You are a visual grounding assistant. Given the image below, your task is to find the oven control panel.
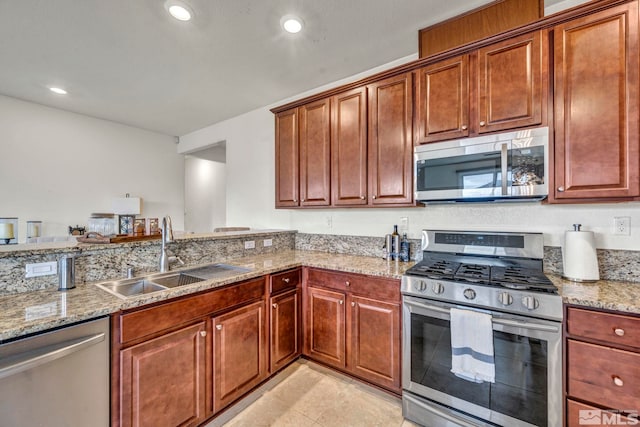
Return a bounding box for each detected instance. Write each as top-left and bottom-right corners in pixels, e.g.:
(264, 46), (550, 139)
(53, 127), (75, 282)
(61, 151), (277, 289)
(402, 275), (562, 321)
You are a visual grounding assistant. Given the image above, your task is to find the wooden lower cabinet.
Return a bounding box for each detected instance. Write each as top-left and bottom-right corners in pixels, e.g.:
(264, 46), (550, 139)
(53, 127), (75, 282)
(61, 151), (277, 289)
(212, 300), (267, 412)
(304, 268), (401, 394)
(120, 322), (207, 427)
(565, 305), (640, 426)
(349, 295), (400, 392)
(270, 288), (301, 372)
(306, 286), (346, 369)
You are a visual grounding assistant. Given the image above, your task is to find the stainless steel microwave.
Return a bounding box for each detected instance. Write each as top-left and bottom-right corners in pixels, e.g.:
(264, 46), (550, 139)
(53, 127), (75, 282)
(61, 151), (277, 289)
(414, 127), (549, 203)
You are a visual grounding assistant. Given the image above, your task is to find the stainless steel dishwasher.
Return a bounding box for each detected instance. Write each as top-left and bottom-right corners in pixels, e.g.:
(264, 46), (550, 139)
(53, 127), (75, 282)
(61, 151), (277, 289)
(0, 317), (110, 427)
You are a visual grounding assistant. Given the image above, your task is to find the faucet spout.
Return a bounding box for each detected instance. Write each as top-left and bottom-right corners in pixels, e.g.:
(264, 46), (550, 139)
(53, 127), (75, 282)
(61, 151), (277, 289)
(159, 215), (174, 272)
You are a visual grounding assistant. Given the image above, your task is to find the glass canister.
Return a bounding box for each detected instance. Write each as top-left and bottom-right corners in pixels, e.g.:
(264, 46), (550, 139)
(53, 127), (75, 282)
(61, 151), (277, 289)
(27, 221), (42, 238)
(88, 213), (116, 236)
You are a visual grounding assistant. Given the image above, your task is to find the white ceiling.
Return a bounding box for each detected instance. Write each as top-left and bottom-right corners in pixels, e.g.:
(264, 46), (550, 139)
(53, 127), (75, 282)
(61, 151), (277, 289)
(0, 0), (565, 137)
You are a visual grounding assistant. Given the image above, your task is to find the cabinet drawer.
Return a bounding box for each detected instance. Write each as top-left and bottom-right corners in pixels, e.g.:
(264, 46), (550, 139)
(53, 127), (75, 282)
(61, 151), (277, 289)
(270, 268), (301, 294)
(306, 268), (399, 302)
(567, 340), (640, 409)
(567, 307), (640, 350)
(120, 277), (265, 345)
(567, 400), (636, 427)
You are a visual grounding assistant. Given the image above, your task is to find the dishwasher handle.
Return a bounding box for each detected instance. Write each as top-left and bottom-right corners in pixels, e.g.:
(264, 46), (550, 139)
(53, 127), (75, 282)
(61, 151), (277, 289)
(0, 332), (105, 380)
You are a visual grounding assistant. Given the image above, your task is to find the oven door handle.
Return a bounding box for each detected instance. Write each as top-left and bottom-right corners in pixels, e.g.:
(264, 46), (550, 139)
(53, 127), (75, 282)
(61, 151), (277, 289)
(404, 299), (559, 333)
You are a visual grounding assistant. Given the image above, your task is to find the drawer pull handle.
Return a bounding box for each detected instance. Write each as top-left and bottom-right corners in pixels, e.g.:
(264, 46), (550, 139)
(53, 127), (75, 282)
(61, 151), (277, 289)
(282, 278), (290, 283)
(345, 281), (351, 286)
(200, 331), (207, 337)
(216, 325), (222, 331)
(613, 376), (624, 387)
(614, 328), (625, 337)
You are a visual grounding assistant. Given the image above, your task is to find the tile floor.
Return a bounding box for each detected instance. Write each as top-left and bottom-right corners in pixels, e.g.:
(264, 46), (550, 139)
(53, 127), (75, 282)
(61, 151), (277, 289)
(206, 360), (420, 427)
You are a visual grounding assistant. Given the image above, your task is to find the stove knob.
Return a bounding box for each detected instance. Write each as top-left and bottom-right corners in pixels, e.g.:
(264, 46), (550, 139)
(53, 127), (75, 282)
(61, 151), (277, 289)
(498, 292), (513, 306)
(415, 280), (427, 292)
(463, 288), (476, 300)
(522, 295), (540, 310)
(432, 282), (445, 294)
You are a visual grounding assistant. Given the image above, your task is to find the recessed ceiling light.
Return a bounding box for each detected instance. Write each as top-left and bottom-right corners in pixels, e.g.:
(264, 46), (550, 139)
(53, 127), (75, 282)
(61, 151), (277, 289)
(281, 15), (303, 34)
(165, 1), (193, 21)
(49, 87), (68, 95)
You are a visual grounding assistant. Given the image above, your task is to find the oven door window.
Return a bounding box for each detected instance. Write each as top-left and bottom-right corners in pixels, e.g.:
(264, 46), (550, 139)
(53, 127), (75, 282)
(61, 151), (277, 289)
(410, 314), (548, 426)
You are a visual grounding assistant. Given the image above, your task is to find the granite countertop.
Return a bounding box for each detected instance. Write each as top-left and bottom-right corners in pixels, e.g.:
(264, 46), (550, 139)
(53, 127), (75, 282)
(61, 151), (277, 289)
(0, 250), (412, 342)
(2, 250), (639, 343)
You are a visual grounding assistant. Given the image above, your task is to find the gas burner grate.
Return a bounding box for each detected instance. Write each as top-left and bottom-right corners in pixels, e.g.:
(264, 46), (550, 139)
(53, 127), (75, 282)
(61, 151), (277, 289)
(454, 264), (490, 283)
(406, 259), (459, 279)
(491, 266), (557, 292)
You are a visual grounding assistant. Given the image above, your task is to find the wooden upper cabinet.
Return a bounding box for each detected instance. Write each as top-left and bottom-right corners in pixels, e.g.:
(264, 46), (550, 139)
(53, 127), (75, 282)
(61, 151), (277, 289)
(299, 99), (331, 206)
(368, 73), (414, 205)
(476, 30), (545, 133)
(415, 55), (470, 143)
(331, 87), (368, 206)
(275, 108), (299, 207)
(552, 2), (640, 200)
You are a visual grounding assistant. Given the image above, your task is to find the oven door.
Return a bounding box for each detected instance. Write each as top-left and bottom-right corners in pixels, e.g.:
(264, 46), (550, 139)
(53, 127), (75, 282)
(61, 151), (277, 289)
(402, 296), (561, 427)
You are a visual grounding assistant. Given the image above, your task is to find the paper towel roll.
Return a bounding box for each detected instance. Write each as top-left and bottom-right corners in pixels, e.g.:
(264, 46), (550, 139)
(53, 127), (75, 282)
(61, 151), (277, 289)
(562, 225), (599, 282)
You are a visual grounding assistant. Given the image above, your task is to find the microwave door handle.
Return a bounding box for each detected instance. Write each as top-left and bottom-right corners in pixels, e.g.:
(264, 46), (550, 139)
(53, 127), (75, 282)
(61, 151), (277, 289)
(501, 143), (508, 196)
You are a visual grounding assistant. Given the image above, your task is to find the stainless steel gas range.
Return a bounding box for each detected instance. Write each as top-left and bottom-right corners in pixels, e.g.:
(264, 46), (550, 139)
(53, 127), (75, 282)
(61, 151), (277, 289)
(401, 230), (562, 427)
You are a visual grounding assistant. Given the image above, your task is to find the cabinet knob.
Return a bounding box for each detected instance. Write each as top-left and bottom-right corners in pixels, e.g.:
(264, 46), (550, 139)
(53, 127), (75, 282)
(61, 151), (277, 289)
(339, 300), (344, 305)
(461, 125), (468, 130)
(557, 186), (565, 192)
(351, 302), (355, 307)
(301, 198), (305, 202)
(612, 376), (624, 387)
(614, 328), (625, 336)
(345, 281), (350, 286)
(216, 324), (222, 331)
(200, 331), (207, 337)
(373, 195), (377, 199)
(282, 277), (290, 283)
(479, 121), (486, 127)
(293, 199), (297, 203)
(360, 196), (365, 200)
(272, 303), (278, 309)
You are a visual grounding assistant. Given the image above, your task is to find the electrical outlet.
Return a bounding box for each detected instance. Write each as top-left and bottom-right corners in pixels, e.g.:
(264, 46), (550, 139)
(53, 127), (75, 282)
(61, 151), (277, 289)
(613, 217), (631, 235)
(244, 240), (256, 249)
(25, 261), (57, 278)
(326, 216), (333, 229)
(263, 239), (272, 247)
(400, 217), (409, 234)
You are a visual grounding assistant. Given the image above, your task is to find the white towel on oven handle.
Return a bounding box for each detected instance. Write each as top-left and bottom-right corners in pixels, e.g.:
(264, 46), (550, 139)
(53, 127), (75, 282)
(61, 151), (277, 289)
(450, 307), (495, 383)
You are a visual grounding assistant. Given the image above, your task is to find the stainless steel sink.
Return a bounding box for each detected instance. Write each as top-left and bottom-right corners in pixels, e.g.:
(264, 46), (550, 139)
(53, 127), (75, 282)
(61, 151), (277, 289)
(98, 279), (169, 298)
(95, 263), (252, 299)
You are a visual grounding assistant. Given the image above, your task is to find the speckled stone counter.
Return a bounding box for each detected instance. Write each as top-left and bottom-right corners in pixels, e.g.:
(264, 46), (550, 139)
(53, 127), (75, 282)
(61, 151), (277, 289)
(550, 274), (640, 315)
(0, 250), (412, 343)
(3, 248), (639, 343)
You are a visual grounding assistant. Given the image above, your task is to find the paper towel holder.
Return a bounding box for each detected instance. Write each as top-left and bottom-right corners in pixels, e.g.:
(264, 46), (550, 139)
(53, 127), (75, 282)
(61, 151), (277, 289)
(562, 223), (600, 282)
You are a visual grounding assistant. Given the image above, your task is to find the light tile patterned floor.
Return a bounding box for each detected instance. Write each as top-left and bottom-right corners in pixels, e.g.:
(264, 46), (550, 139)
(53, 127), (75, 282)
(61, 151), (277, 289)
(209, 360), (419, 427)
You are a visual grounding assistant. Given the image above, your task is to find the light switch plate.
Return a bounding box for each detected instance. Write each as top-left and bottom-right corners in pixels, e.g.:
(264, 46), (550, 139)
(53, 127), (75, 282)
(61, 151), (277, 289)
(263, 239), (273, 247)
(25, 261), (57, 278)
(244, 240), (255, 249)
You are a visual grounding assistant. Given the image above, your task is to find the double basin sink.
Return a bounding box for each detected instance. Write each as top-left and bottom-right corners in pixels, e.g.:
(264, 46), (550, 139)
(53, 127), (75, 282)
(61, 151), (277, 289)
(96, 263), (252, 299)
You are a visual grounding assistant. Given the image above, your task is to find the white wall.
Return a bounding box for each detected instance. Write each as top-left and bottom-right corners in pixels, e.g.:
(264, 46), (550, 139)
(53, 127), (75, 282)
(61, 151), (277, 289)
(179, 4), (640, 251)
(184, 156), (226, 232)
(0, 95), (185, 241)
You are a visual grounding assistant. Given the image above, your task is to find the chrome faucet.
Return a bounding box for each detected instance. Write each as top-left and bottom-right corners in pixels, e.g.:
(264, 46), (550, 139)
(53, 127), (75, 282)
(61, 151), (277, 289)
(159, 215), (183, 272)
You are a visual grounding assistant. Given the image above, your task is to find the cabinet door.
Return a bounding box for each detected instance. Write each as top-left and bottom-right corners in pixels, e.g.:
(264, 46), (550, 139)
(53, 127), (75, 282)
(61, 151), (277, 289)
(368, 73), (414, 205)
(553, 3), (640, 200)
(415, 55), (470, 144)
(275, 109), (299, 207)
(120, 322), (206, 427)
(299, 99), (331, 206)
(212, 301), (267, 412)
(331, 87), (368, 205)
(477, 31), (545, 133)
(305, 286), (346, 369)
(348, 295), (400, 393)
(270, 288), (301, 373)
